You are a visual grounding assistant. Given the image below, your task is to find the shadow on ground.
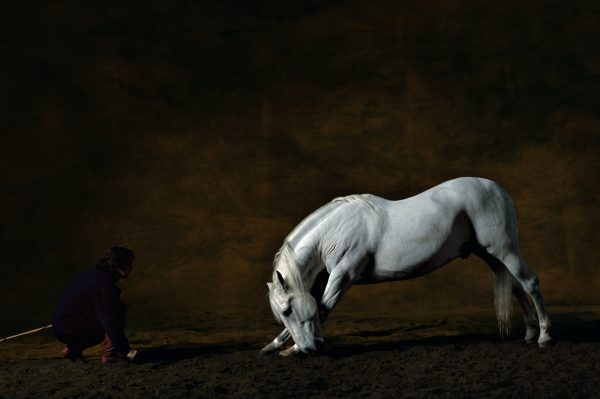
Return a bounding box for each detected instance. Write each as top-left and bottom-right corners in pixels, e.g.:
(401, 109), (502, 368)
(130, 315), (600, 364)
(133, 341), (255, 365)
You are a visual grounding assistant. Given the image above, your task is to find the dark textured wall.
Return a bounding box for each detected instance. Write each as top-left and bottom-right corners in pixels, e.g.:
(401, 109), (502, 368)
(1, 1), (598, 335)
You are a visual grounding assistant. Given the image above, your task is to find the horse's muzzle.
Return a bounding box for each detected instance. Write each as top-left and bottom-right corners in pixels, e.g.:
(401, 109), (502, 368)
(301, 337), (324, 354)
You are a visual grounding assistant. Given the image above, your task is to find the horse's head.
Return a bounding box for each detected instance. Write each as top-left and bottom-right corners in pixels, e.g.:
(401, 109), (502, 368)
(268, 270), (323, 353)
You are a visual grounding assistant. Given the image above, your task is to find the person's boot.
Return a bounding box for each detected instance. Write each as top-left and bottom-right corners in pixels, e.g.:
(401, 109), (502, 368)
(62, 345), (86, 362)
(101, 334), (127, 364)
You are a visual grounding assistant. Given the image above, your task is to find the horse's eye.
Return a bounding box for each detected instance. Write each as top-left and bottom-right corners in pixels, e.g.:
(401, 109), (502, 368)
(282, 306), (292, 317)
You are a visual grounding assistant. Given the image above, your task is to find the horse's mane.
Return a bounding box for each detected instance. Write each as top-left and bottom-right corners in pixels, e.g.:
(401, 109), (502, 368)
(272, 242), (308, 292)
(269, 242), (314, 324)
(331, 194), (379, 212)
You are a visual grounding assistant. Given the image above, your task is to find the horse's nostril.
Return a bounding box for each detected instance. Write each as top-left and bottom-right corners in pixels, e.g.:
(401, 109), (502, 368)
(303, 346), (316, 355)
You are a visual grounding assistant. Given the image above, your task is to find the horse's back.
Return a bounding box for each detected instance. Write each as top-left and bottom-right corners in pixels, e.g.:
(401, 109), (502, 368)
(369, 177), (518, 278)
(383, 177), (500, 221)
(427, 177), (505, 204)
(406, 177), (513, 218)
(305, 177), (512, 246)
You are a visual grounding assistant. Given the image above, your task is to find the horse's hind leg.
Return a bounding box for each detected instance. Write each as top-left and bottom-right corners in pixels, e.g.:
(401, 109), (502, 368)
(513, 283), (539, 343)
(470, 194), (551, 346)
(499, 252), (553, 347)
(475, 248), (539, 343)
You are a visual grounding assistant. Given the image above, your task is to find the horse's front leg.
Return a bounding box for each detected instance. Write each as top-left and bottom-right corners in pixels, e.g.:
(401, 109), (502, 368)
(272, 268), (354, 357)
(259, 328), (291, 355)
(319, 266), (355, 323)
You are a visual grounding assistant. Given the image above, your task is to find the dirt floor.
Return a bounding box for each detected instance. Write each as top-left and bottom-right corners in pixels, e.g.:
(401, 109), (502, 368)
(1, 308), (599, 399)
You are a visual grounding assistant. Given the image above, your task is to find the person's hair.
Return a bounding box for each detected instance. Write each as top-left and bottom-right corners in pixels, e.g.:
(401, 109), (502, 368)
(96, 246), (135, 274)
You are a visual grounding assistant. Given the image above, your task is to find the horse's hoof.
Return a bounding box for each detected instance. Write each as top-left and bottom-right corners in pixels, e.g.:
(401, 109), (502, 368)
(278, 347), (301, 357)
(538, 339), (555, 349)
(525, 338), (537, 345)
(258, 349), (275, 357)
(258, 344), (279, 357)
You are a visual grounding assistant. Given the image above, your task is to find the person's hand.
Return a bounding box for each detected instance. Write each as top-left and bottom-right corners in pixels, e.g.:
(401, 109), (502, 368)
(126, 349), (138, 361)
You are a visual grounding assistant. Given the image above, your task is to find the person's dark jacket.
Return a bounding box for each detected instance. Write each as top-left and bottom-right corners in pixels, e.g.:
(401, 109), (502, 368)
(52, 268), (130, 354)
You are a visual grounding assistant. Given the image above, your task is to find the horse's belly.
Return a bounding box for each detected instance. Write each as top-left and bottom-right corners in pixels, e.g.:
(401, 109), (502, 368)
(368, 228), (471, 283)
(370, 259), (449, 281)
(356, 194), (473, 284)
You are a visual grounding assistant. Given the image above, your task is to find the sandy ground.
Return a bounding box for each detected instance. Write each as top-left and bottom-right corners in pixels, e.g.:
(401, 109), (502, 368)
(1, 308), (599, 399)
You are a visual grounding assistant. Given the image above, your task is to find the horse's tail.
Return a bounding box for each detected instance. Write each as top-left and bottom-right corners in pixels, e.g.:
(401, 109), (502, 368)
(493, 265), (513, 338)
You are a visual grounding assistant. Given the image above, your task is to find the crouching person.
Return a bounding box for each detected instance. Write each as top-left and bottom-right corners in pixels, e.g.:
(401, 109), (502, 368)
(52, 246), (135, 363)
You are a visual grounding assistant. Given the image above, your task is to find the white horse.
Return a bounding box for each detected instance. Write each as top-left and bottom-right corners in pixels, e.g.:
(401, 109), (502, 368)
(262, 177), (552, 356)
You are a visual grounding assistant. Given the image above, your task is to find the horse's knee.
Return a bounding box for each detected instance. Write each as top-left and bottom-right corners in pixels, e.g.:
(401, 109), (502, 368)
(519, 276), (539, 293)
(499, 254), (536, 284)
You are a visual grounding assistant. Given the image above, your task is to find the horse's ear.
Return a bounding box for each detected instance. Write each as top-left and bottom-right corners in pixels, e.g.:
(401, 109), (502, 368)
(276, 270), (287, 291)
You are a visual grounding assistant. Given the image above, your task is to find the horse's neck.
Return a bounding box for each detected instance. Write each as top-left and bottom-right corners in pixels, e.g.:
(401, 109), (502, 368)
(285, 200), (351, 288)
(293, 242), (326, 290)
